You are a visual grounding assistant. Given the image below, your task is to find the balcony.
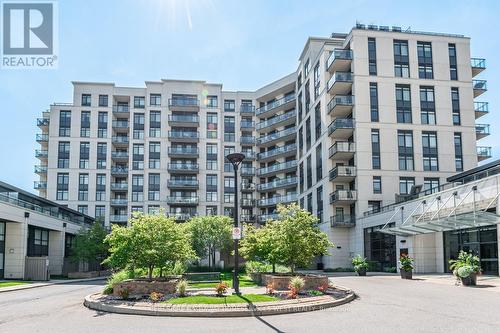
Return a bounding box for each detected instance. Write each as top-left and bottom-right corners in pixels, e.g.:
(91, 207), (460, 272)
(257, 213), (279, 224)
(472, 80), (487, 97)
(474, 102), (489, 119)
(241, 136), (256, 145)
(110, 215), (128, 223)
(167, 163), (199, 173)
(329, 190), (357, 204)
(257, 177), (298, 192)
(257, 193), (297, 207)
(329, 165), (356, 182)
(471, 58), (486, 77)
(327, 72), (353, 95)
(35, 149), (48, 159)
(256, 111), (296, 133)
(167, 179), (199, 189)
(168, 213), (194, 221)
(168, 98), (200, 111)
(475, 124), (490, 140)
(36, 134), (48, 142)
(241, 182), (255, 192)
(240, 120), (255, 130)
(34, 165), (47, 174)
(330, 215), (356, 228)
(255, 94), (296, 118)
(111, 151), (129, 162)
(326, 49), (353, 73)
(240, 198), (255, 207)
(241, 214), (256, 223)
(240, 104), (255, 115)
(112, 120), (129, 132)
(112, 104), (130, 114)
(37, 118), (49, 127)
(477, 146), (492, 162)
(111, 166), (129, 175)
(111, 199), (128, 206)
(168, 146), (199, 158)
(168, 115), (199, 127)
(329, 142), (355, 160)
(257, 143), (297, 162)
(327, 95), (354, 117)
(256, 127), (296, 147)
(241, 167), (256, 177)
(33, 181), (47, 189)
(328, 118), (355, 139)
(112, 136), (129, 147)
(168, 131), (199, 142)
(242, 151), (256, 160)
(166, 196), (199, 205)
(257, 160), (297, 177)
(110, 183), (128, 191)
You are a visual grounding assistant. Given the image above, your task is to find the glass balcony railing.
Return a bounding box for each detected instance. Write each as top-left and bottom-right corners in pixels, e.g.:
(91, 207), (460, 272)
(241, 167), (256, 176)
(240, 120), (255, 128)
(168, 213), (194, 221)
(257, 193), (297, 207)
(241, 182), (255, 191)
(327, 72), (353, 91)
(112, 105), (130, 113)
(329, 142), (355, 157)
(110, 215), (128, 223)
(36, 134), (49, 142)
(166, 196), (199, 204)
(326, 49), (353, 70)
(112, 136), (129, 144)
(257, 160), (297, 176)
(169, 98), (199, 107)
(112, 120), (129, 128)
(111, 198), (128, 205)
(327, 95), (354, 113)
(329, 165), (356, 180)
(240, 198), (255, 206)
(34, 165), (47, 173)
(257, 213), (280, 223)
(471, 58), (486, 69)
(241, 214), (256, 223)
(110, 183), (128, 190)
(256, 111), (296, 131)
(473, 80), (487, 91)
(33, 181), (47, 189)
(329, 190), (357, 203)
(241, 136), (256, 144)
(240, 104), (255, 114)
(112, 151), (129, 159)
(37, 118), (49, 126)
(256, 94), (296, 116)
(477, 146), (492, 158)
(257, 143), (297, 160)
(35, 150), (48, 158)
(474, 101), (489, 114)
(476, 124), (490, 136)
(168, 179), (199, 187)
(257, 127), (296, 145)
(111, 166), (129, 174)
(168, 115), (199, 123)
(257, 177), (298, 191)
(167, 163), (199, 171)
(328, 118), (355, 135)
(168, 147), (199, 155)
(242, 151), (256, 160)
(168, 131), (199, 139)
(330, 215), (356, 227)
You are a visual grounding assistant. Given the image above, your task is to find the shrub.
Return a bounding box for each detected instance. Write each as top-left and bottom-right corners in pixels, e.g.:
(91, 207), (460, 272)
(457, 266), (474, 278)
(215, 282), (228, 296)
(289, 276), (305, 293)
(103, 269), (134, 294)
(307, 290), (323, 296)
(449, 251), (481, 275)
(119, 288), (130, 299)
(399, 254), (414, 272)
(351, 255), (369, 273)
(149, 291), (164, 302)
(245, 261), (270, 273)
(176, 280), (188, 297)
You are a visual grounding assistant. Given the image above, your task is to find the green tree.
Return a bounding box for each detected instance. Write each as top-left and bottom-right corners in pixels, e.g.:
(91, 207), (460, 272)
(69, 220), (108, 268)
(188, 215), (233, 268)
(103, 212), (196, 279)
(239, 224), (282, 273)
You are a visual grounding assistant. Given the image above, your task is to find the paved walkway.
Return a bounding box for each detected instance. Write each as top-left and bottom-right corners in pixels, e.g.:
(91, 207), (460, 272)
(0, 276), (107, 293)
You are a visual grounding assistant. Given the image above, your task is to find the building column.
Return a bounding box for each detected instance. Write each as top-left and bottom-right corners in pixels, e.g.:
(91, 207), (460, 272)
(48, 230), (64, 276)
(3, 220), (28, 279)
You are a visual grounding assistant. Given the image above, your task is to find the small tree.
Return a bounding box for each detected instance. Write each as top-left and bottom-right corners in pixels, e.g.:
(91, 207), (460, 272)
(70, 220), (108, 269)
(240, 224), (282, 273)
(188, 215), (232, 268)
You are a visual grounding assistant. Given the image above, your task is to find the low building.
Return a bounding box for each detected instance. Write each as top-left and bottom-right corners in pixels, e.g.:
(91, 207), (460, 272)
(0, 181), (94, 280)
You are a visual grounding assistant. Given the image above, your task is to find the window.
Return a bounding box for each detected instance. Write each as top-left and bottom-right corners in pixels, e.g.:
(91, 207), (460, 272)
(207, 113), (218, 139)
(454, 133), (463, 172)
(81, 94), (91, 106)
(150, 93), (161, 106)
(206, 206), (217, 216)
(27, 226), (49, 256)
(95, 206), (106, 220)
(398, 130), (414, 171)
(96, 143), (107, 169)
(304, 58), (310, 77)
(57, 142), (70, 168)
(373, 176), (382, 194)
(132, 175), (144, 202)
(79, 142), (89, 169)
(224, 177), (235, 198)
(298, 127), (304, 158)
(306, 155), (312, 189)
(78, 173), (89, 201)
(307, 193), (313, 214)
(97, 112), (108, 138)
(59, 110), (71, 137)
(316, 144), (322, 181)
(297, 92), (303, 124)
(448, 43), (458, 80)
(394, 40), (409, 77)
(149, 142), (160, 169)
(206, 174), (218, 202)
(305, 81), (310, 111)
(396, 85), (412, 123)
(422, 131), (438, 171)
(371, 129), (380, 169)
(148, 206), (160, 215)
(417, 42), (433, 79)
(368, 201), (381, 213)
(134, 96), (145, 108)
(224, 146), (235, 172)
(98, 94), (108, 107)
(316, 186), (323, 224)
(424, 178), (440, 193)
(131, 206), (143, 214)
(95, 174), (106, 201)
(206, 95), (218, 108)
(299, 162), (304, 193)
(56, 173), (69, 200)
(149, 111), (161, 137)
(224, 116), (235, 142)
(420, 86), (435, 124)
(313, 62), (320, 99)
(224, 99), (235, 112)
(314, 103), (321, 140)
(368, 37), (377, 75)
(133, 113), (144, 139)
(132, 144), (144, 170)
(148, 174), (160, 201)
(77, 205), (88, 215)
(80, 111), (90, 137)
(305, 117), (311, 151)
(399, 177), (415, 195)
(206, 143), (217, 170)
(370, 83), (379, 122)
(451, 87), (460, 125)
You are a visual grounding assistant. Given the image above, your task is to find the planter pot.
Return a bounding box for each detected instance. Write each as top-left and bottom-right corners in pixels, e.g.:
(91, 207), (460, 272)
(261, 273), (329, 290)
(460, 273), (477, 286)
(356, 268), (367, 276)
(400, 269), (413, 279)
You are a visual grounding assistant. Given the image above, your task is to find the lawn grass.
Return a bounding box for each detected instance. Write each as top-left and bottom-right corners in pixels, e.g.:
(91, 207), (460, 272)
(188, 273), (257, 289)
(0, 281), (30, 288)
(166, 294), (278, 305)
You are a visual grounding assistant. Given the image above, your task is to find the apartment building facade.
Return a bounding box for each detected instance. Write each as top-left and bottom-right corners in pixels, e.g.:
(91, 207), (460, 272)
(35, 24), (490, 269)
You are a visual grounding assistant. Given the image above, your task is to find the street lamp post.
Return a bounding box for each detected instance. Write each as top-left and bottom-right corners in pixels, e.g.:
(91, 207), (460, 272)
(226, 152), (245, 295)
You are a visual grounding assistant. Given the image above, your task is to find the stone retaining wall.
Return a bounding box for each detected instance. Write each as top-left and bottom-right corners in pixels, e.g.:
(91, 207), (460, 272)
(113, 278), (179, 296)
(262, 274), (329, 290)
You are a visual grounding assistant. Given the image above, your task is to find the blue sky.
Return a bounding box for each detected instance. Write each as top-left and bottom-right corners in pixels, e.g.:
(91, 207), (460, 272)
(0, 0), (499, 193)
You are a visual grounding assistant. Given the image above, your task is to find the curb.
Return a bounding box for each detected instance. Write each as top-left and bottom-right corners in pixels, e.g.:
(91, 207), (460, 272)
(0, 276), (107, 293)
(83, 286), (355, 317)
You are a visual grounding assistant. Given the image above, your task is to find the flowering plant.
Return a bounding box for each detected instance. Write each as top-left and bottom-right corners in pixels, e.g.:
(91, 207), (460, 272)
(266, 283), (275, 295)
(215, 282), (228, 296)
(399, 254), (414, 272)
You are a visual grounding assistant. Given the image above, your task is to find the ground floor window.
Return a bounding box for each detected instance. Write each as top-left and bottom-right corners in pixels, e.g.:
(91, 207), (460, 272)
(27, 226), (49, 257)
(364, 223), (396, 271)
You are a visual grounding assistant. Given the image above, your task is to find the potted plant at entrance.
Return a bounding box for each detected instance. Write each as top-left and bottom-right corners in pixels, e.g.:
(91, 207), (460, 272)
(351, 255), (369, 276)
(399, 254), (414, 279)
(449, 251), (481, 286)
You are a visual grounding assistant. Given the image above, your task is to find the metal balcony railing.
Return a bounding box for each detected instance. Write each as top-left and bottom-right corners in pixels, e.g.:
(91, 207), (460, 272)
(257, 177), (298, 191)
(256, 111), (296, 131)
(240, 198), (255, 206)
(112, 105), (130, 113)
(257, 160), (297, 176)
(257, 143), (297, 160)
(257, 127), (296, 145)
(330, 215), (356, 227)
(326, 49), (353, 70)
(255, 94), (296, 116)
(241, 182), (255, 191)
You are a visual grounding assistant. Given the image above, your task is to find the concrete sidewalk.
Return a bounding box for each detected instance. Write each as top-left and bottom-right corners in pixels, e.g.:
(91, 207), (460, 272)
(0, 276), (107, 293)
